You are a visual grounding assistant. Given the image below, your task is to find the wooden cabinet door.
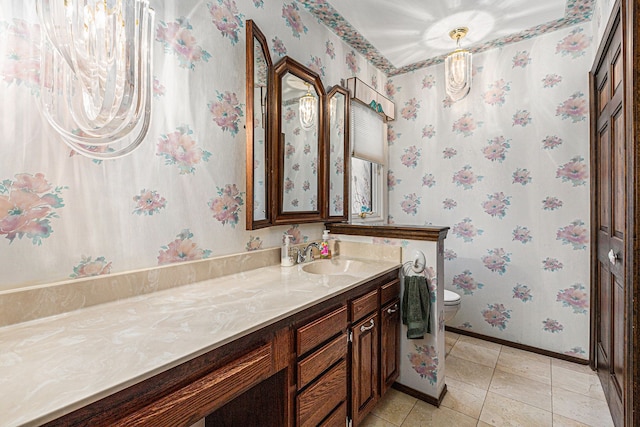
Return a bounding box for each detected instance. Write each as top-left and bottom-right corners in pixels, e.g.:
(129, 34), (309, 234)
(380, 298), (400, 395)
(351, 313), (378, 426)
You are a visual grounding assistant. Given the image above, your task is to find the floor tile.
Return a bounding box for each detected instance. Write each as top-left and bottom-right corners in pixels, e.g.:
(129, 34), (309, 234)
(360, 413), (398, 427)
(445, 332), (459, 356)
(489, 368), (552, 411)
(386, 335), (614, 427)
(552, 387), (614, 427)
(445, 355), (494, 390)
(445, 331), (460, 341)
(456, 335), (502, 352)
(495, 349), (551, 385)
(551, 358), (593, 375)
(371, 388), (417, 425)
(552, 413), (593, 427)
(479, 391), (552, 426)
(449, 339), (500, 368)
(401, 400), (476, 427)
(499, 345), (551, 364)
(552, 364), (606, 401)
(441, 376), (487, 419)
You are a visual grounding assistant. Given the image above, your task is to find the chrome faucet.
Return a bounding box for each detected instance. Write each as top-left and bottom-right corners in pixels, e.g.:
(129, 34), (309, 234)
(294, 242), (320, 264)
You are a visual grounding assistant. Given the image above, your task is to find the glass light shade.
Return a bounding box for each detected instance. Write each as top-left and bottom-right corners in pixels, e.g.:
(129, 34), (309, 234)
(445, 48), (472, 101)
(36, 0), (154, 159)
(299, 87), (317, 130)
(329, 96), (337, 122)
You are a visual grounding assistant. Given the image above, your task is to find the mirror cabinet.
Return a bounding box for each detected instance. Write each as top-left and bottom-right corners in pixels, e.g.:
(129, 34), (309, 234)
(272, 57), (325, 225)
(245, 20), (272, 230)
(326, 86), (350, 222)
(245, 20), (350, 230)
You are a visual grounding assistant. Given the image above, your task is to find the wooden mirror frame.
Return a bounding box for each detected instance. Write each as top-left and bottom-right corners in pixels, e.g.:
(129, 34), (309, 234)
(325, 85), (350, 222)
(272, 56), (326, 225)
(245, 20), (272, 230)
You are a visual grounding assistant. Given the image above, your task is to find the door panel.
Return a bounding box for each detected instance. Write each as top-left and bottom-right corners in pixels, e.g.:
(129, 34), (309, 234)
(613, 278), (624, 392)
(598, 126), (610, 230)
(598, 262), (611, 365)
(351, 313), (378, 426)
(612, 110), (625, 236)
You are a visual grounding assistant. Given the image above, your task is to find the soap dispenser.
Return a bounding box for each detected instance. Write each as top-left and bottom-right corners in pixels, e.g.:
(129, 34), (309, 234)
(281, 234), (294, 267)
(320, 230), (331, 259)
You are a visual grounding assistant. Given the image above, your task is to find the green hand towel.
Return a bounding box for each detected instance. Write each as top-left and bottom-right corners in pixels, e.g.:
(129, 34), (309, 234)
(401, 275), (431, 339)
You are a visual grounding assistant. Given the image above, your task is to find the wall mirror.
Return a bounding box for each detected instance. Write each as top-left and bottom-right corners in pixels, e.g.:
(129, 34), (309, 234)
(245, 20), (272, 230)
(272, 57), (326, 225)
(326, 86), (350, 221)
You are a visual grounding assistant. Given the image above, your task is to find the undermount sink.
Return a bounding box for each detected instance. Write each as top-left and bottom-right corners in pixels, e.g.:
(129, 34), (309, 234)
(301, 259), (369, 276)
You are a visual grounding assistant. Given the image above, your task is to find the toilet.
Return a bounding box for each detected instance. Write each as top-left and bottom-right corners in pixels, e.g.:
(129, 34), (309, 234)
(443, 289), (461, 323)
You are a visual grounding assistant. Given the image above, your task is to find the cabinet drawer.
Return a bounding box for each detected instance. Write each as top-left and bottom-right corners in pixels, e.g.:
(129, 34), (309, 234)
(112, 343), (274, 426)
(350, 289), (378, 322)
(297, 360), (347, 427)
(298, 332), (347, 389)
(381, 278), (400, 306)
(319, 401), (347, 427)
(297, 306), (347, 356)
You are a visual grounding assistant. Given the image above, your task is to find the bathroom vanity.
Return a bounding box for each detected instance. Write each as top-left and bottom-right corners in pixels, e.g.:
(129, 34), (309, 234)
(0, 255), (400, 427)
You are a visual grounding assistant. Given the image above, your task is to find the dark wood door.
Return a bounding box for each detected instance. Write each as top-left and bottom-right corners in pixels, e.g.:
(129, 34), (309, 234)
(351, 313), (378, 426)
(591, 10), (626, 427)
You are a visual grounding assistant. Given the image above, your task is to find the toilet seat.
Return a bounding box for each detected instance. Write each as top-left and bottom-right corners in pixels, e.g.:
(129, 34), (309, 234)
(444, 289), (461, 306)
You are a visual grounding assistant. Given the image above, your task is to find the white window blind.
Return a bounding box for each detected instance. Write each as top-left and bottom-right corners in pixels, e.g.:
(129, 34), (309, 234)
(351, 101), (386, 165)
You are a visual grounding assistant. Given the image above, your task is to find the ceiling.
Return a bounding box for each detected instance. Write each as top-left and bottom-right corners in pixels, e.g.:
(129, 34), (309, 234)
(298, 0), (595, 76)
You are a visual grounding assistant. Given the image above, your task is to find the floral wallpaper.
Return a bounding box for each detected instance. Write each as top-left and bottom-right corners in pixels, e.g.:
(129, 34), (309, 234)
(387, 24), (595, 358)
(0, 0), (387, 291)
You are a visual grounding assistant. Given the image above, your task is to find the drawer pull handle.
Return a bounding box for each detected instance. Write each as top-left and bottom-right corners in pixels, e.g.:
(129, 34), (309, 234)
(360, 319), (375, 332)
(387, 304), (398, 314)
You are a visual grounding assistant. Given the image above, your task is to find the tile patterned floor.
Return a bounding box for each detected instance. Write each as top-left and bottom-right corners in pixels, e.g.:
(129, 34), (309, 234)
(361, 332), (615, 427)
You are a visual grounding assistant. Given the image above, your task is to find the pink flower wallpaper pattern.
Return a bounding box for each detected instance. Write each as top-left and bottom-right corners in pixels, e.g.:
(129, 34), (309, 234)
(209, 91), (244, 136)
(156, 126), (212, 174)
(0, 173), (65, 245)
(70, 256), (112, 279)
(208, 0), (245, 45)
(156, 17), (212, 70)
(0, 19), (41, 94)
(158, 230), (212, 265)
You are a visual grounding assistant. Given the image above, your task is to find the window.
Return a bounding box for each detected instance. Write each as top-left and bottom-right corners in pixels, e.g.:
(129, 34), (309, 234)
(350, 101), (388, 223)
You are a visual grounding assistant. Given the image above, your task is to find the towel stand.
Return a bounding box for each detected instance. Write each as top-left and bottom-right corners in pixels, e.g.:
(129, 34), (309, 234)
(400, 250), (426, 279)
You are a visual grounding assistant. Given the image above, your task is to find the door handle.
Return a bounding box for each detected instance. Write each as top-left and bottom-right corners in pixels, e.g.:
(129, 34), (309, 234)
(608, 249), (618, 265)
(387, 304), (398, 315)
(360, 318), (375, 332)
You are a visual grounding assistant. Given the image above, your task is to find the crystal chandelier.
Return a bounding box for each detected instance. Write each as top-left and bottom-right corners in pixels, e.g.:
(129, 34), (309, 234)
(36, 0), (154, 159)
(299, 82), (316, 130)
(445, 27), (472, 102)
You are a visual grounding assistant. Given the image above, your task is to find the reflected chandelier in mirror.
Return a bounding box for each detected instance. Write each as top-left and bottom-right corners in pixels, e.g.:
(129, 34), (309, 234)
(273, 56), (326, 225)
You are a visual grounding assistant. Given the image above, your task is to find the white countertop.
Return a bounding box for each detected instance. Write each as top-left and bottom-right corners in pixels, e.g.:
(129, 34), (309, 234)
(0, 258), (399, 427)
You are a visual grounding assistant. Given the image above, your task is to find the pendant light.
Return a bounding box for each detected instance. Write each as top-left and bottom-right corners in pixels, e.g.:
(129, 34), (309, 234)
(299, 82), (316, 130)
(445, 27), (472, 102)
(36, 0), (154, 159)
